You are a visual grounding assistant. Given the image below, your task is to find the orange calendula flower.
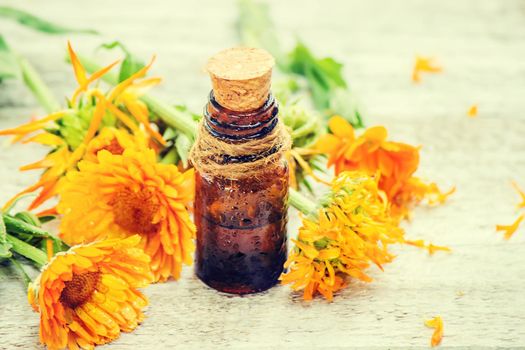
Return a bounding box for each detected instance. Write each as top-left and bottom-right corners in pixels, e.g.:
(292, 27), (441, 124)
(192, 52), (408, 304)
(27, 235), (153, 350)
(280, 172), (404, 301)
(425, 316), (444, 347)
(468, 104), (478, 118)
(0, 43), (163, 210)
(412, 56), (442, 83)
(496, 214), (524, 240)
(57, 148), (195, 282)
(317, 116), (453, 219)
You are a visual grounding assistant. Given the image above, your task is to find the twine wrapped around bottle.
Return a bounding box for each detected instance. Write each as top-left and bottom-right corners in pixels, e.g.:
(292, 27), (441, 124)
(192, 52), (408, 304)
(190, 47), (290, 180)
(189, 120), (291, 181)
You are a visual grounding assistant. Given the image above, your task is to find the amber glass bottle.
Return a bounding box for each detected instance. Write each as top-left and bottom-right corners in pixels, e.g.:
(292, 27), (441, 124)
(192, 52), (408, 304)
(193, 48), (289, 294)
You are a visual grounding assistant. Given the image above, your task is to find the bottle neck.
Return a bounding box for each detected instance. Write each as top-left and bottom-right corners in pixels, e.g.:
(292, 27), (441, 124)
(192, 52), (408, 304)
(204, 91), (278, 141)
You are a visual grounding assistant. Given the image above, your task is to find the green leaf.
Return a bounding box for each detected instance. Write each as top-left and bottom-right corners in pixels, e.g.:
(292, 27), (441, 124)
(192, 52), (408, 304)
(0, 35), (20, 81)
(304, 65), (331, 109)
(288, 43), (346, 88)
(0, 6), (98, 34)
(288, 42), (364, 127)
(316, 57), (346, 88)
(98, 41), (145, 82)
(14, 211), (41, 227)
(119, 54), (144, 82)
(0, 213), (13, 259)
(288, 42), (346, 110)
(3, 214), (49, 238)
(5, 233), (48, 267)
(3, 213), (68, 256)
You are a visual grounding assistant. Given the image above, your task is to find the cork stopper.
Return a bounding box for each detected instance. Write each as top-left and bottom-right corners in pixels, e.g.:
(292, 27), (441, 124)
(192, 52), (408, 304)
(206, 47), (275, 112)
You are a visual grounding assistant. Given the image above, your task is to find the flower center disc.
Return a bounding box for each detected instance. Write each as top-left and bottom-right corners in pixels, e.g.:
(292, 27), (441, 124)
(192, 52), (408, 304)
(101, 138), (125, 155)
(111, 187), (160, 235)
(60, 271), (100, 309)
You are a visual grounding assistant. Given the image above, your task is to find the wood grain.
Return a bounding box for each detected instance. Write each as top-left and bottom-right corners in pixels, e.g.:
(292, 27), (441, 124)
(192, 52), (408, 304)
(1, 0), (525, 348)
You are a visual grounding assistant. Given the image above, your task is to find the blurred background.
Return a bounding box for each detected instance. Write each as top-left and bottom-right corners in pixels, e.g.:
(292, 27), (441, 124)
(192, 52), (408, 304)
(2, 0), (523, 122)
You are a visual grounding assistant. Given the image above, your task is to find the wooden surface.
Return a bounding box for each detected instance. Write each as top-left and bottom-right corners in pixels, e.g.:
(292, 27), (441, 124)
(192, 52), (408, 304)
(1, 0), (525, 348)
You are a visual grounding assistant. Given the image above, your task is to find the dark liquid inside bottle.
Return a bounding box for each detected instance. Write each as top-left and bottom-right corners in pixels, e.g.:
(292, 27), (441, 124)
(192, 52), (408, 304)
(194, 94), (288, 294)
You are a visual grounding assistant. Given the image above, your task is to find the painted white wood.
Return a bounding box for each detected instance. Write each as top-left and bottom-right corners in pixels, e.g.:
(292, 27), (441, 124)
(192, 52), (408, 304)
(1, 0), (524, 348)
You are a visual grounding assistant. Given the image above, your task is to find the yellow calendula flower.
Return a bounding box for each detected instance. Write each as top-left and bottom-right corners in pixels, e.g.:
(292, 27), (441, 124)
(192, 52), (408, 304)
(27, 235), (153, 350)
(280, 172), (404, 301)
(0, 43), (163, 210)
(57, 148), (195, 282)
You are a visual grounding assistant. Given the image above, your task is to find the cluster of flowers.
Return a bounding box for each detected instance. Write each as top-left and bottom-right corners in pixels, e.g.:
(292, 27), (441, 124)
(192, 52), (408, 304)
(1, 44), (195, 349)
(1, 44), (454, 349)
(279, 116), (454, 301)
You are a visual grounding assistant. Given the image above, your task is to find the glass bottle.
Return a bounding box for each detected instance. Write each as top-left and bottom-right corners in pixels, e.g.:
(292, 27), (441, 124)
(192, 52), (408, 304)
(193, 48), (289, 294)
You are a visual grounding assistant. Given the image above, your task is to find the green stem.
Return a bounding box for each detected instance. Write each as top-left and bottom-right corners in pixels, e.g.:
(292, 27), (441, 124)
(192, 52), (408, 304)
(289, 188), (317, 215)
(9, 257), (32, 287)
(141, 95), (197, 140)
(3, 214), (50, 237)
(18, 56), (61, 113)
(74, 54), (198, 139)
(6, 233), (47, 267)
